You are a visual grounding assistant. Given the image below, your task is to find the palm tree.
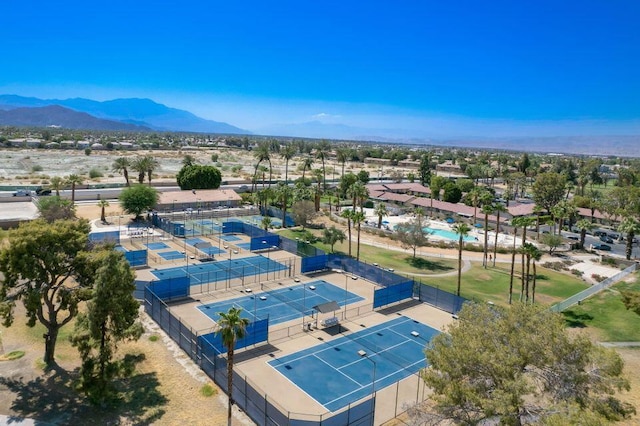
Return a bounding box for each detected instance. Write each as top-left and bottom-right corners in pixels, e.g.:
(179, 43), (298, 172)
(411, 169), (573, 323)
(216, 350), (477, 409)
(352, 211), (366, 261)
(618, 217), (640, 260)
(335, 147), (350, 177)
(529, 244), (542, 304)
(111, 157), (131, 187)
(468, 188), (483, 223)
(300, 157), (314, 182)
(493, 203), (507, 266)
(216, 307), (249, 426)
(312, 168), (323, 211)
(261, 216), (272, 231)
(518, 216), (536, 301)
(575, 219), (595, 249)
(280, 144), (296, 184)
(98, 199), (109, 223)
(145, 156), (160, 185)
(481, 204), (494, 268)
(341, 209), (353, 257)
(252, 142), (271, 193)
(348, 181), (369, 213)
(49, 176), (65, 196)
(131, 156), (150, 184)
(452, 223), (471, 296)
(315, 140), (331, 190)
(374, 203), (388, 229)
(274, 183), (292, 228)
(508, 217), (521, 304)
(66, 174), (83, 203)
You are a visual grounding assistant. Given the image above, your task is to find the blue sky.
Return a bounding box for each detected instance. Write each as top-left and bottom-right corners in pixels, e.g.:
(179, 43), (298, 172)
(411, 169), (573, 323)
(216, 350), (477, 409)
(2, 1), (639, 137)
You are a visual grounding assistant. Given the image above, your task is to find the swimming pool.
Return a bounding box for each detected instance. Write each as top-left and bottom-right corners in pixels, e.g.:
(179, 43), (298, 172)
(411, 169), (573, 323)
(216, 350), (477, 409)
(424, 227), (477, 242)
(394, 224), (477, 242)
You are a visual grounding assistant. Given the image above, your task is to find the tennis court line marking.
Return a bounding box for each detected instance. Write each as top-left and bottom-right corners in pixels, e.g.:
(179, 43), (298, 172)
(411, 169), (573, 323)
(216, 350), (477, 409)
(311, 353), (363, 387)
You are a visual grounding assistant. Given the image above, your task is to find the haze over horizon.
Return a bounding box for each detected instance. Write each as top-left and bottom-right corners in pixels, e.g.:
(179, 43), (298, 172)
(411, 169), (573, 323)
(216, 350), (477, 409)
(2, 1), (639, 140)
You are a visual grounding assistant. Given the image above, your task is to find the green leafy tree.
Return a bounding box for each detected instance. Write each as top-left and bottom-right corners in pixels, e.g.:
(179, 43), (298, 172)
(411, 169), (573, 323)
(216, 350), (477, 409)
(532, 172), (567, 213)
(442, 182), (462, 204)
(621, 290), (640, 316)
(217, 307), (249, 426)
(176, 165), (222, 190)
(291, 200), (317, 230)
(0, 219), (92, 366)
(70, 249), (143, 402)
(452, 222), (471, 296)
(322, 226), (346, 253)
(541, 233), (563, 255)
(36, 196), (76, 222)
(119, 184), (158, 219)
(396, 209), (430, 258)
(421, 303), (634, 425)
(418, 153), (432, 186)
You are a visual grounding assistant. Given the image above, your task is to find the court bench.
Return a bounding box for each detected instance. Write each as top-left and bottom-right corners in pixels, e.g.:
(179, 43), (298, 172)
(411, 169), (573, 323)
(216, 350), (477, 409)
(321, 317), (339, 328)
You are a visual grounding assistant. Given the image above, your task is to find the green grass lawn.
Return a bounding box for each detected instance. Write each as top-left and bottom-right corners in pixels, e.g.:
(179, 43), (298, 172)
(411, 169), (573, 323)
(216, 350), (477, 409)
(562, 273), (640, 342)
(419, 263), (590, 307)
(277, 228), (458, 275)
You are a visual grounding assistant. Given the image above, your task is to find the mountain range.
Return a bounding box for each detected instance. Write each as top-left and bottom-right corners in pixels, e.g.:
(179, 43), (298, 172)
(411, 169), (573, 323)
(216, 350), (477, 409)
(0, 95), (248, 134)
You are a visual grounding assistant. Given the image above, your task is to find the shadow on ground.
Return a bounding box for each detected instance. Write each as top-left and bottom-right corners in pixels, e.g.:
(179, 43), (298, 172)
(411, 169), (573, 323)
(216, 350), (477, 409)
(0, 354), (167, 425)
(406, 257), (454, 272)
(563, 309), (594, 328)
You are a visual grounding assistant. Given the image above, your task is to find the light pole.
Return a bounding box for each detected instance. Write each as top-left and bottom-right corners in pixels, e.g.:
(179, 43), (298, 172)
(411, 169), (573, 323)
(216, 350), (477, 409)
(358, 350), (377, 423)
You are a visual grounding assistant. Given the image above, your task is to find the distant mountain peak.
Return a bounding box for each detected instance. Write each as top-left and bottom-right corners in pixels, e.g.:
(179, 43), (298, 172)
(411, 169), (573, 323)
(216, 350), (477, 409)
(0, 94), (249, 134)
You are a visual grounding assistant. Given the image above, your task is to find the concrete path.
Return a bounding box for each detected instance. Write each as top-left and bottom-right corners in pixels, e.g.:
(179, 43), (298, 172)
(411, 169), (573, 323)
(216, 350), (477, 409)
(599, 342), (640, 348)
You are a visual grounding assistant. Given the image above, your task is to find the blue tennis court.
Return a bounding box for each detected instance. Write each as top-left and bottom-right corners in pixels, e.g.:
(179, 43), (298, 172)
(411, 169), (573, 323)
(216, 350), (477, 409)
(197, 280), (363, 325)
(269, 317), (439, 412)
(151, 255), (288, 285)
(115, 245), (127, 252)
(158, 250), (185, 260)
(199, 246), (225, 255)
(236, 242), (252, 250)
(146, 242), (170, 250)
(221, 235), (242, 242)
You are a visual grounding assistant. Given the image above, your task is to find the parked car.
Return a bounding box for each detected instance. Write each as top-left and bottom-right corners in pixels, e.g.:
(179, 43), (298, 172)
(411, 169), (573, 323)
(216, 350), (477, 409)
(567, 235), (579, 241)
(593, 243), (612, 251)
(13, 190), (32, 197)
(599, 235), (614, 244)
(35, 187), (52, 196)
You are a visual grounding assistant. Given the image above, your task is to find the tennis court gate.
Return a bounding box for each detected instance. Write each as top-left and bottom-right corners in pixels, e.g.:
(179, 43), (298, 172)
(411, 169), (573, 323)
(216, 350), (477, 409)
(144, 284), (383, 425)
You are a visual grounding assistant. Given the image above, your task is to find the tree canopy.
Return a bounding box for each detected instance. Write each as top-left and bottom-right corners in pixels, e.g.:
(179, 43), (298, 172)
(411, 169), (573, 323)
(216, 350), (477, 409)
(36, 195), (76, 222)
(176, 164), (222, 190)
(420, 303), (634, 425)
(532, 172), (567, 213)
(119, 184), (158, 219)
(0, 219), (93, 365)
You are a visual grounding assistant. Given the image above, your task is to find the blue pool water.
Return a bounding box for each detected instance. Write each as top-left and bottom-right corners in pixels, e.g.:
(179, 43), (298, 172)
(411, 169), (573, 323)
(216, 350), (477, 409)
(424, 227), (477, 242)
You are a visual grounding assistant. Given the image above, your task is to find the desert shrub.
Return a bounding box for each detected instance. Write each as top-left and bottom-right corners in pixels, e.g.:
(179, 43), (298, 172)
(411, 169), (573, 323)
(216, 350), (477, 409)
(31, 165), (43, 172)
(89, 168), (103, 179)
(570, 269), (583, 277)
(591, 274), (606, 283)
(601, 257), (618, 267)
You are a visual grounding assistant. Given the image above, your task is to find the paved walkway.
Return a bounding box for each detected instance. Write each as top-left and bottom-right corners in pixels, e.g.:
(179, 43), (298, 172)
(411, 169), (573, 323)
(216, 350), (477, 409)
(599, 342), (640, 348)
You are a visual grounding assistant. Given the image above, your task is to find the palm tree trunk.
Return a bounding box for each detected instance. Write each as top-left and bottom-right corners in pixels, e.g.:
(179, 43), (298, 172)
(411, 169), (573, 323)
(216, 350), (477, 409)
(532, 261), (537, 304)
(347, 219), (352, 256)
(509, 228), (517, 304)
(483, 213), (489, 268)
(356, 222), (362, 260)
(626, 231), (634, 260)
(227, 350), (234, 426)
(456, 237), (463, 296)
(520, 227), (527, 301)
(525, 254), (531, 303)
(285, 159), (289, 185)
(123, 169), (130, 187)
(493, 210), (500, 267)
